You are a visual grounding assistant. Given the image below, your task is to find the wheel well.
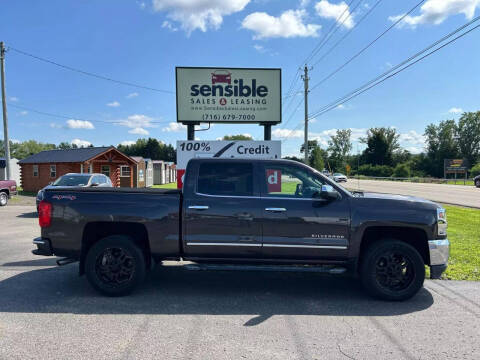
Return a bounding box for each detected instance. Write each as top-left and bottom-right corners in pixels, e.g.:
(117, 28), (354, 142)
(358, 226), (430, 271)
(0, 189), (9, 196)
(79, 222), (151, 275)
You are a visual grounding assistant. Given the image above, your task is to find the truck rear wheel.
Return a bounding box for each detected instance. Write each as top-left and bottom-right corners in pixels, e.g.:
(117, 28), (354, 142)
(85, 235), (146, 296)
(0, 192), (8, 206)
(360, 240), (425, 301)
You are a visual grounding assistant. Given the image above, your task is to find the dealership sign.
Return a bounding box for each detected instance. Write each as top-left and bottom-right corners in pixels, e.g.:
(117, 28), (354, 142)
(444, 159), (469, 173)
(176, 140), (281, 188)
(176, 67), (281, 124)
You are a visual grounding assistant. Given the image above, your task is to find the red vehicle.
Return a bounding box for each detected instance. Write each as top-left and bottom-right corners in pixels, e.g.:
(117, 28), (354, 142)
(0, 180), (17, 206)
(211, 70), (231, 84)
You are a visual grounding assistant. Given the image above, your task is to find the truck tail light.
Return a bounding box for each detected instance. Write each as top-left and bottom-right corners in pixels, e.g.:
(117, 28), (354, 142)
(38, 201), (52, 228)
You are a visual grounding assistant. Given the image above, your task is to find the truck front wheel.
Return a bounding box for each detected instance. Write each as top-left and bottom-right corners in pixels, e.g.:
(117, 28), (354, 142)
(360, 240), (425, 301)
(85, 235), (146, 296)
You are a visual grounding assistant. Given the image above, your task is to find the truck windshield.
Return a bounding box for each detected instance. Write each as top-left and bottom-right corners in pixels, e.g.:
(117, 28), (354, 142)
(53, 175), (91, 186)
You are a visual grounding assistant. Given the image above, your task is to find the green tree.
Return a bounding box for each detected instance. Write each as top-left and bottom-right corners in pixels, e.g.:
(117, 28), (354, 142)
(392, 163), (411, 178)
(457, 111), (480, 167)
(360, 127), (400, 166)
(223, 134), (253, 140)
(328, 129), (352, 171)
(2, 140), (57, 160)
(117, 138), (176, 162)
(424, 120), (459, 177)
(300, 140), (327, 168)
(310, 146), (325, 171)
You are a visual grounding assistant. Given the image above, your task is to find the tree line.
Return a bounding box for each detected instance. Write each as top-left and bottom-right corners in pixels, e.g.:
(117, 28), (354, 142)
(286, 111), (480, 178)
(0, 138), (176, 163)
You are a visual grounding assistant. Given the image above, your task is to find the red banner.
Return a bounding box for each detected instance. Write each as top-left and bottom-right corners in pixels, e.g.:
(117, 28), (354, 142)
(266, 169), (281, 193)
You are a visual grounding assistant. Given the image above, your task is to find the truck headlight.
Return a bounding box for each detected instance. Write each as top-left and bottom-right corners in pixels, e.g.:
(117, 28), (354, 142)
(437, 208), (447, 236)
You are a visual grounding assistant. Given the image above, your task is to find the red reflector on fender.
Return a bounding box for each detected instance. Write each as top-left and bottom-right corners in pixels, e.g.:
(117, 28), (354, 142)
(38, 201), (52, 228)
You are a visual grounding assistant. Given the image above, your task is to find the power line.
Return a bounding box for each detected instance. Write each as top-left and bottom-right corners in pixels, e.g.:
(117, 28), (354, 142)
(311, 0), (384, 68)
(8, 103), (171, 125)
(308, 20), (480, 119)
(310, 0), (426, 92)
(303, 0), (358, 65)
(8, 46), (175, 94)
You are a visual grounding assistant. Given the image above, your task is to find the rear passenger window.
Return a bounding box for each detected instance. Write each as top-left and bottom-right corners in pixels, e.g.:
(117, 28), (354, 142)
(197, 163), (253, 196)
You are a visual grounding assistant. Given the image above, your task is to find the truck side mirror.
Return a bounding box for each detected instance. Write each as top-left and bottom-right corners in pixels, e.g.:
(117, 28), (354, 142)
(320, 185), (339, 200)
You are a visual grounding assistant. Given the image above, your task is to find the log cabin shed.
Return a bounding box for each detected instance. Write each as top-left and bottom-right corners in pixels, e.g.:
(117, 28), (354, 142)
(18, 146), (138, 192)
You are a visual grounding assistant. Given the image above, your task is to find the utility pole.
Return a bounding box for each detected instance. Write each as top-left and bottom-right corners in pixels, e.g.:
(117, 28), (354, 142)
(1, 42), (11, 180)
(301, 65), (309, 165)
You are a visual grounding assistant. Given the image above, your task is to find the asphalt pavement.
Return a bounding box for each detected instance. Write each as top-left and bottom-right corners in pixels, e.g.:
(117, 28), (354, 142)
(1, 205), (479, 359)
(345, 179), (480, 208)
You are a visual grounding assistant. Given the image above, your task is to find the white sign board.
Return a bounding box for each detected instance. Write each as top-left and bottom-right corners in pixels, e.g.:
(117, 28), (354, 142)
(176, 140), (281, 188)
(176, 67), (281, 124)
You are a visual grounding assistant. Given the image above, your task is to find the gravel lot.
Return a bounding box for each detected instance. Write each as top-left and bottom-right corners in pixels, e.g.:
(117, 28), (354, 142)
(345, 179), (480, 208)
(1, 205), (479, 359)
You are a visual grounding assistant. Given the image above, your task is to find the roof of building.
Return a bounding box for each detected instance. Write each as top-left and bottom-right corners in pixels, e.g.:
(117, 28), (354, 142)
(18, 147), (113, 164)
(130, 156), (144, 163)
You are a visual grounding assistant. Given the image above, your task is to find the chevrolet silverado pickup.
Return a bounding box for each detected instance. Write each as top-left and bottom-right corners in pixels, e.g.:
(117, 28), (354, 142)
(32, 158), (450, 300)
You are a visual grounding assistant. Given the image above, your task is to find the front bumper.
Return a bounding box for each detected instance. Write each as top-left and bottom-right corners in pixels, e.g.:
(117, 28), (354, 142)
(428, 238), (449, 279)
(32, 237), (53, 256)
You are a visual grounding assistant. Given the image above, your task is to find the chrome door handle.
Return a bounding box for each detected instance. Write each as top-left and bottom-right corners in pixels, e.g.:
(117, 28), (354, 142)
(265, 207), (287, 212)
(188, 205), (209, 210)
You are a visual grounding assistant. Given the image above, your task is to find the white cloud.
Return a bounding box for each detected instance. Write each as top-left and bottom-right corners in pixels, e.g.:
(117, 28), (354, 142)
(399, 130), (425, 145)
(242, 9), (321, 39)
(66, 119), (95, 130)
(448, 107), (463, 114)
(9, 96), (19, 102)
(50, 123), (63, 129)
(117, 114), (157, 129)
(337, 104), (345, 109)
(162, 20), (179, 31)
(137, 1), (146, 9)
(11, 139), (20, 144)
(120, 140), (136, 146)
(107, 101), (120, 107)
(71, 139), (92, 147)
(152, 0), (250, 34)
(126, 92), (139, 99)
(162, 122), (187, 132)
(315, 0), (355, 29)
(389, 0), (480, 28)
(272, 128), (304, 139)
(19, 110), (28, 116)
(300, 0), (311, 8)
(253, 44), (265, 53)
(129, 127), (149, 135)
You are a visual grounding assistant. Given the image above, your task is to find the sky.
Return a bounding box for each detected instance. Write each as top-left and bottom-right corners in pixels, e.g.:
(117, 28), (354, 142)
(1, 0), (480, 158)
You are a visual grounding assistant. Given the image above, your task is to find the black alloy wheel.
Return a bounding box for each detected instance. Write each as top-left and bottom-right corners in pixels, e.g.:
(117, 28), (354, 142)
(85, 235), (146, 296)
(361, 239), (425, 301)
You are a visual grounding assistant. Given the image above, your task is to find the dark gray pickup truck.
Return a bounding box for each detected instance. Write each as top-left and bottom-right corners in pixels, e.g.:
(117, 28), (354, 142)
(33, 158), (449, 300)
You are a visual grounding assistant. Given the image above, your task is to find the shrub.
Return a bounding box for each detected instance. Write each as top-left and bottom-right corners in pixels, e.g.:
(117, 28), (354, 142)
(392, 163), (411, 178)
(470, 163), (480, 177)
(357, 164), (393, 177)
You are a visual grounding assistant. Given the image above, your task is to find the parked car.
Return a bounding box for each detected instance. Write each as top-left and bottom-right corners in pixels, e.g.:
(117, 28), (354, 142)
(333, 173), (348, 182)
(32, 159), (449, 301)
(0, 179), (17, 206)
(475, 174), (480, 188)
(36, 173), (112, 208)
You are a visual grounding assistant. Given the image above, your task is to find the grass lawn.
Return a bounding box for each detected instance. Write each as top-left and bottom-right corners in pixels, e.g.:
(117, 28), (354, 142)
(152, 183), (178, 189)
(441, 204), (480, 281)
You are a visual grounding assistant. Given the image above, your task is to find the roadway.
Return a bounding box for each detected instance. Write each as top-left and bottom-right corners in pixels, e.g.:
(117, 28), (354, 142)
(345, 179), (480, 208)
(0, 205), (479, 359)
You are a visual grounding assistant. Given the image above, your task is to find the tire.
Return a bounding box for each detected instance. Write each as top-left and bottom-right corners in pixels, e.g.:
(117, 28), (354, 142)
(361, 239), (425, 301)
(85, 235), (146, 296)
(0, 192), (8, 206)
(475, 179), (480, 188)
